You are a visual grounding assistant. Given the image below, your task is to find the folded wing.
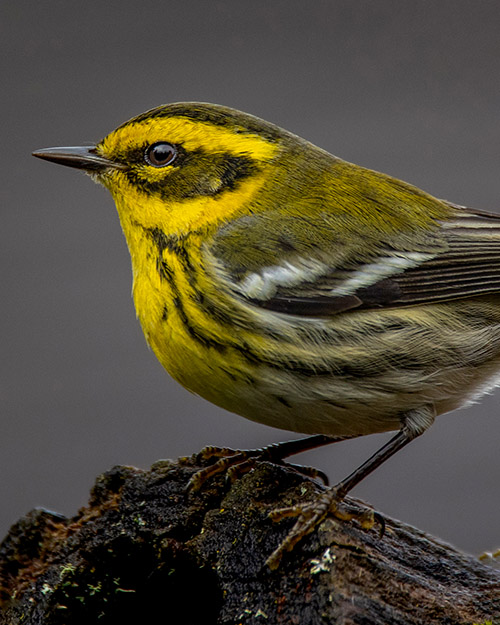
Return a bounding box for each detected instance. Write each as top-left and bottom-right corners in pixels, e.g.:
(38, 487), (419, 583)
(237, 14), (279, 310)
(238, 204), (500, 316)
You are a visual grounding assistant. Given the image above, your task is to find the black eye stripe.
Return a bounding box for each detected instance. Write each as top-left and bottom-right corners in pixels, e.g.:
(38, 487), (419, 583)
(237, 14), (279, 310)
(125, 151), (257, 200)
(145, 142), (177, 167)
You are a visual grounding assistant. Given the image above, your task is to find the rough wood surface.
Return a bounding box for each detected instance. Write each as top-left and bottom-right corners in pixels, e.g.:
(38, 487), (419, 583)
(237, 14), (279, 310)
(1, 454), (499, 624)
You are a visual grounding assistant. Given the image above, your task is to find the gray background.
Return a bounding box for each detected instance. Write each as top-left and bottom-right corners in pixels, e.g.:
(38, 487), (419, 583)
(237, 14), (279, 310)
(2, 0), (500, 555)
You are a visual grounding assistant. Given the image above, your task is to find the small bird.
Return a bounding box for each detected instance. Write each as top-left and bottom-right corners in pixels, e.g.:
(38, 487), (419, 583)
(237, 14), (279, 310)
(33, 103), (500, 567)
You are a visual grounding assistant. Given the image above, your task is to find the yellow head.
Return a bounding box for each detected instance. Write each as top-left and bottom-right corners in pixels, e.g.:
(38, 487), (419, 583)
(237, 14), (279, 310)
(96, 103), (287, 240)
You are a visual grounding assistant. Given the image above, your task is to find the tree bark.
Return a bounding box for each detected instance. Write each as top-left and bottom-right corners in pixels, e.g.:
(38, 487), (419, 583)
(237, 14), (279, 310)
(1, 453), (499, 624)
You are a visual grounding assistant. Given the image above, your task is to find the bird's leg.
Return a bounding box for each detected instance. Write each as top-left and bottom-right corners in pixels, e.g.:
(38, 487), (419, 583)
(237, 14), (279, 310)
(187, 434), (357, 491)
(267, 406), (435, 569)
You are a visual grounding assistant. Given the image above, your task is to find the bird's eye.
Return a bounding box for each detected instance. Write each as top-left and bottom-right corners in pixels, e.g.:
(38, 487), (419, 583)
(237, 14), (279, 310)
(145, 142), (177, 167)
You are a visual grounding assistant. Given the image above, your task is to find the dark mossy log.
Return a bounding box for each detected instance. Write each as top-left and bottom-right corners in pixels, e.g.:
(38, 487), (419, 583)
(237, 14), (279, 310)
(1, 454), (499, 624)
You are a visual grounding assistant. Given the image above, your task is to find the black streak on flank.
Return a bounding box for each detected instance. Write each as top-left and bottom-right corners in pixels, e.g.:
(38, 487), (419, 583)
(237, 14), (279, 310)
(159, 264), (228, 353)
(147, 231), (403, 378)
(153, 252), (341, 371)
(150, 235), (229, 354)
(154, 258), (409, 379)
(149, 228), (420, 379)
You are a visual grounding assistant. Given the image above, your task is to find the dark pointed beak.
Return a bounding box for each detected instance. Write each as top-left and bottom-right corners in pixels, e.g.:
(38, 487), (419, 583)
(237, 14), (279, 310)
(32, 146), (125, 172)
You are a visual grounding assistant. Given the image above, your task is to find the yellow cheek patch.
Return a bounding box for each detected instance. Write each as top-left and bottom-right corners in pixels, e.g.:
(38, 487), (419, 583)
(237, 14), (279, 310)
(108, 167), (269, 237)
(100, 116), (278, 162)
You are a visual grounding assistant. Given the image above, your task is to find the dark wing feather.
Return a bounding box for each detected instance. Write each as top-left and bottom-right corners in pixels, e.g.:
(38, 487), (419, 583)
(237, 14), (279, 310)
(253, 206), (500, 316)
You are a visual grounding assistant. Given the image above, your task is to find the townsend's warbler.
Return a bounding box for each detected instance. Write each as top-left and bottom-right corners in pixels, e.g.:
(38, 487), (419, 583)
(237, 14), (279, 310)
(33, 103), (500, 567)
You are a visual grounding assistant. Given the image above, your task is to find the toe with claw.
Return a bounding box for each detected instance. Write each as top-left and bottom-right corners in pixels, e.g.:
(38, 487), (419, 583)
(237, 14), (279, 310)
(266, 487), (380, 570)
(187, 436), (336, 492)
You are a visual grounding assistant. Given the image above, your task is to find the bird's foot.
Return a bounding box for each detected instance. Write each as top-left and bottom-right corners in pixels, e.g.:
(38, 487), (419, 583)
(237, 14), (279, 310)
(266, 487), (382, 569)
(187, 443), (329, 492)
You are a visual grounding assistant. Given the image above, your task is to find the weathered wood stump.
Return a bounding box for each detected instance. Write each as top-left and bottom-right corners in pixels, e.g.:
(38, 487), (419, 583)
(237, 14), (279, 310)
(1, 454), (499, 624)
